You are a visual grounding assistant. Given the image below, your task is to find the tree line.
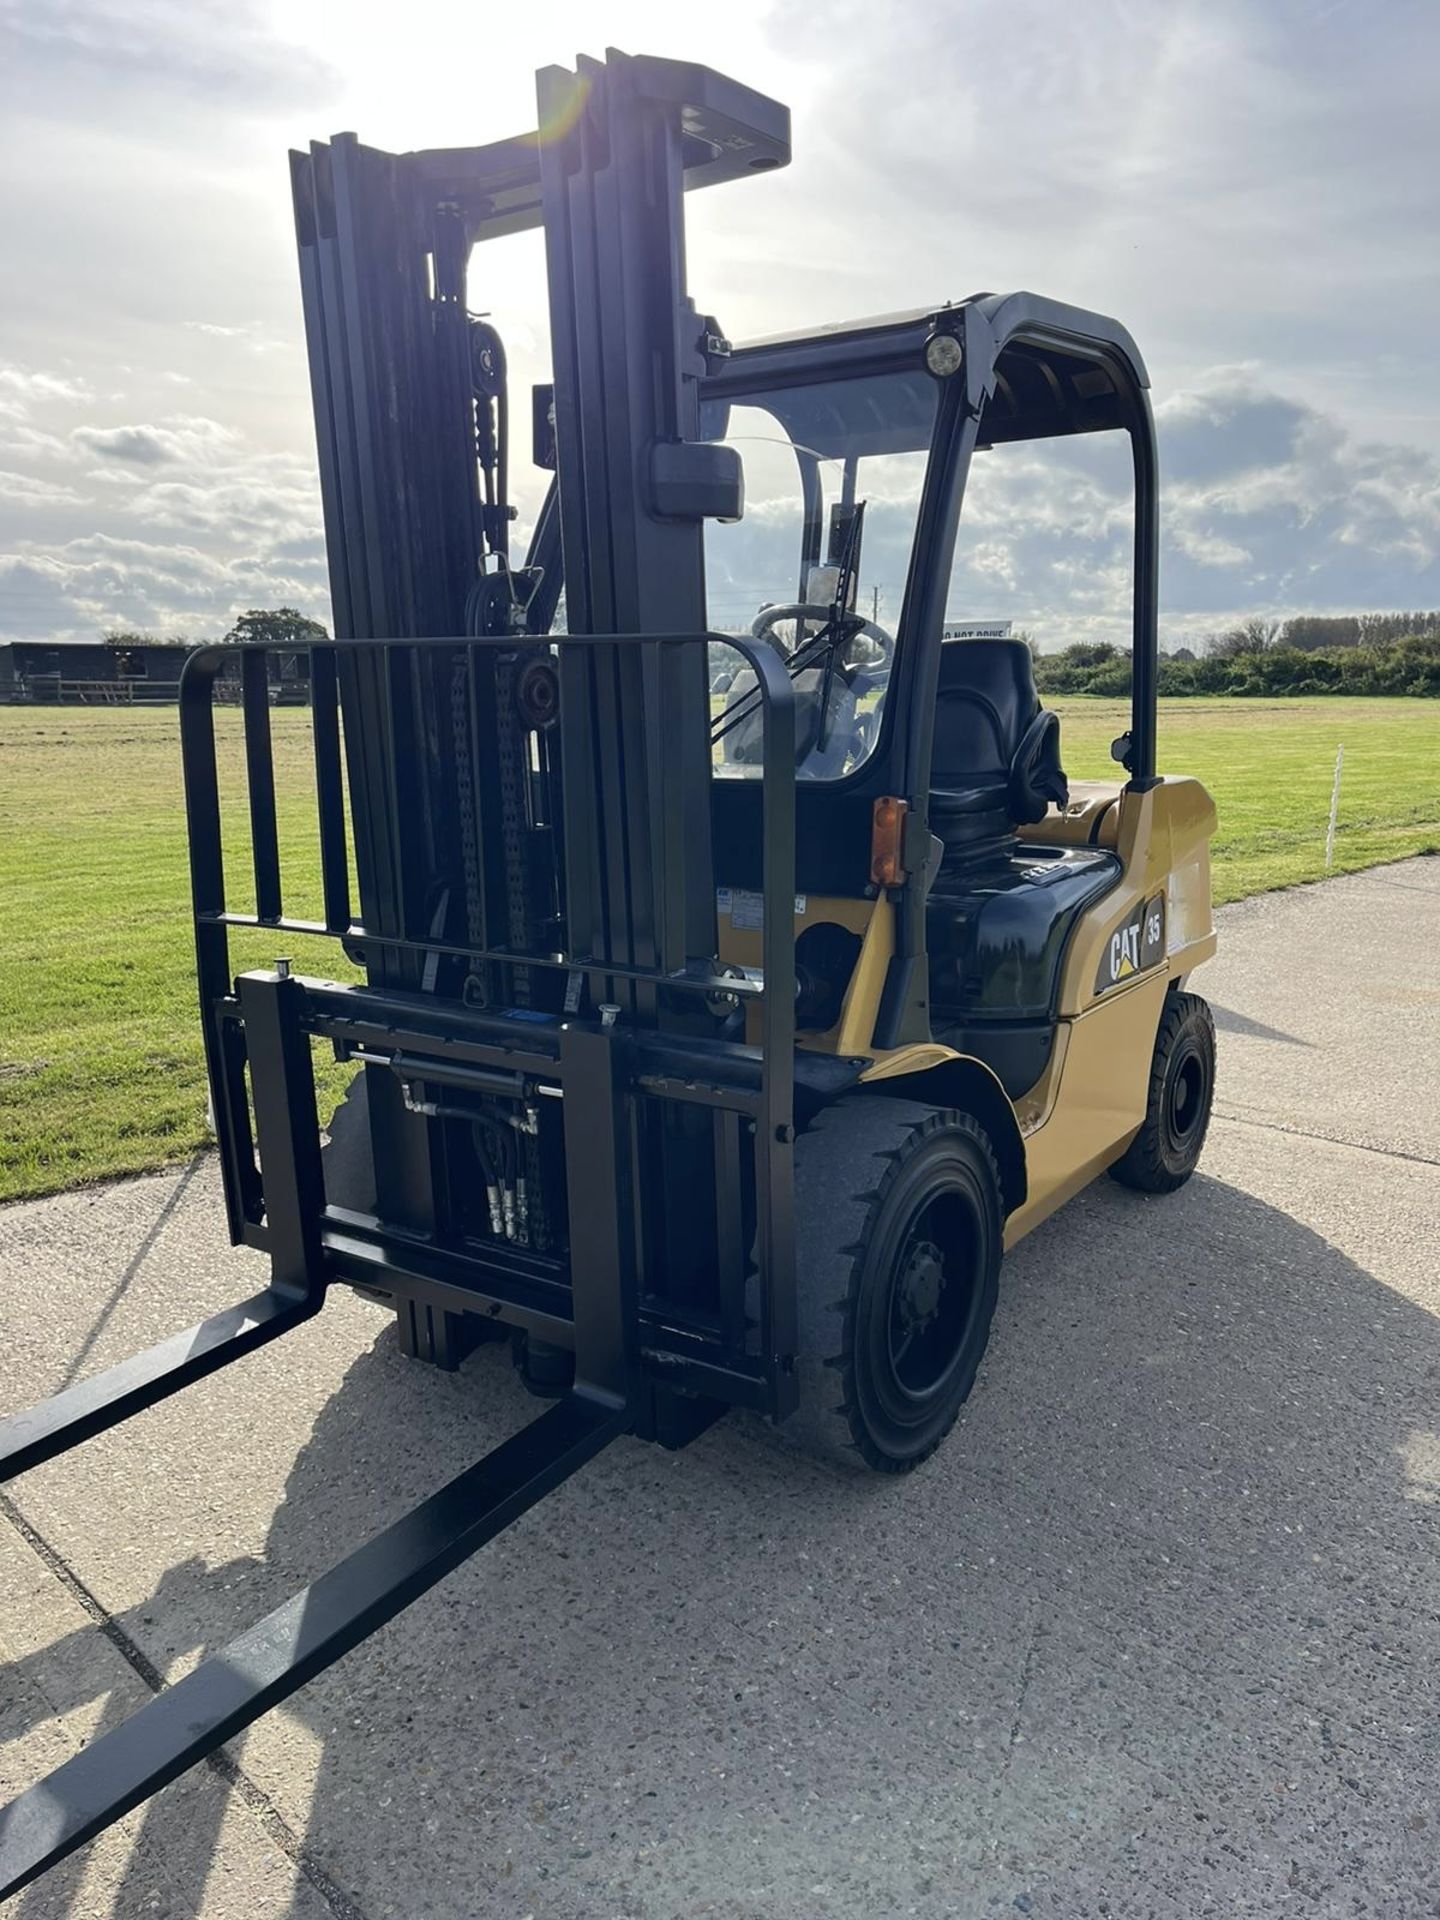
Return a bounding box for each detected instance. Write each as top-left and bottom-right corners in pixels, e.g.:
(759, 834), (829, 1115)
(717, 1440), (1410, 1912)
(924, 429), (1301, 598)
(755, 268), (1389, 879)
(102, 609), (330, 650)
(99, 606), (1440, 698)
(1032, 613), (1440, 699)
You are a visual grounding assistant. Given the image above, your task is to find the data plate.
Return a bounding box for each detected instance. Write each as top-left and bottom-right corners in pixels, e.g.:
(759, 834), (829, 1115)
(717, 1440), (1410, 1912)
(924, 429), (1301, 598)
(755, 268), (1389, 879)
(717, 887), (806, 931)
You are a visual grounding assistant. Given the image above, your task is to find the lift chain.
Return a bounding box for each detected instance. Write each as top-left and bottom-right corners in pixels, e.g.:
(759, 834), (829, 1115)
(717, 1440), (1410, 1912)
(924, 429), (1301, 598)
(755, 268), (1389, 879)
(450, 653), (488, 1003)
(522, 1126), (550, 1253)
(494, 651), (557, 1250)
(450, 650), (553, 1252)
(493, 653), (532, 1008)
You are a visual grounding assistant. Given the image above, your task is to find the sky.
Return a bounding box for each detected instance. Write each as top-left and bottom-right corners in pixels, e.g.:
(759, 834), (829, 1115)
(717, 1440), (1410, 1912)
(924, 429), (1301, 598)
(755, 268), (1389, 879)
(1, 0), (1437, 650)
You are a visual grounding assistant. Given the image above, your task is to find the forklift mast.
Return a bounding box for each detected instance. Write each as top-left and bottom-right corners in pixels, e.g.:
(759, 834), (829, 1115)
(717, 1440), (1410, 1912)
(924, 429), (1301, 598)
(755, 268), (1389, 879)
(0, 52), (803, 1896)
(284, 56), (802, 1397)
(280, 50), (800, 1413)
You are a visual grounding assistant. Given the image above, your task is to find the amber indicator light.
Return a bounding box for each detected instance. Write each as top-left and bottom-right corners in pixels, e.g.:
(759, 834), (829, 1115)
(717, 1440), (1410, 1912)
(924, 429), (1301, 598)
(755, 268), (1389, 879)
(870, 796), (909, 887)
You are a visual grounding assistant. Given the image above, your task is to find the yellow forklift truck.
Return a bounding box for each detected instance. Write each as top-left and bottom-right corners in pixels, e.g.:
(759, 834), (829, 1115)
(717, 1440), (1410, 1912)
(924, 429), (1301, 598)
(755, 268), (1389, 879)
(0, 48), (1215, 1895)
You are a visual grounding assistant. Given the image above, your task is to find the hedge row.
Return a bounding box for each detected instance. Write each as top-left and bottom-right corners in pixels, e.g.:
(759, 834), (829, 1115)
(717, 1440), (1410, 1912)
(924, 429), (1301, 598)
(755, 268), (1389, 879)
(1033, 634), (1440, 699)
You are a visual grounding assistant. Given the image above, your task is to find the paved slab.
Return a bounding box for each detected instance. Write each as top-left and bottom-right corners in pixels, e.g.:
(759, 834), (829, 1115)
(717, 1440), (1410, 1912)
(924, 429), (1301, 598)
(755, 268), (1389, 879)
(1, 857), (1438, 1920)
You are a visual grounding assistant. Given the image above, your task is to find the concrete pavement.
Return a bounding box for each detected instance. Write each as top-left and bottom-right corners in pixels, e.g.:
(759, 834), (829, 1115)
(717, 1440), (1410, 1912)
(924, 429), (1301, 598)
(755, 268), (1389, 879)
(1, 856), (1438, 1919)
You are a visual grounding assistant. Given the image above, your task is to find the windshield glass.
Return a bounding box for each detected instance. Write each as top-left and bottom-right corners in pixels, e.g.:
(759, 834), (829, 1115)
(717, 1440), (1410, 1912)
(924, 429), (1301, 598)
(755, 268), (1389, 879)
(701, 365), (937, 781)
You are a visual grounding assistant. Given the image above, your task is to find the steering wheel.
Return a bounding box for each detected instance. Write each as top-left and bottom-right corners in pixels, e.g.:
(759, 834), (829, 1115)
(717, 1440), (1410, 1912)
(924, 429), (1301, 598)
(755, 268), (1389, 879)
(750, 602), (894, 671)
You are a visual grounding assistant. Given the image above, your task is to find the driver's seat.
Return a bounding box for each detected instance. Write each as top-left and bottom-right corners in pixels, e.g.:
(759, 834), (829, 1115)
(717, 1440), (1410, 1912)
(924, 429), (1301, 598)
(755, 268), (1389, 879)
(928, 638), (1068, 858)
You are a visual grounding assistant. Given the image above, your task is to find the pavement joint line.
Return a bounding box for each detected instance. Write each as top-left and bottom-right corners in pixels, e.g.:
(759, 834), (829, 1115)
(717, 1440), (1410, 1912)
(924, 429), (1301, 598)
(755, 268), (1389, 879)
(1339, 873), (1440, 896)
(1212, 1107), (1440, 1170)
(0, 1486), (369, 1920)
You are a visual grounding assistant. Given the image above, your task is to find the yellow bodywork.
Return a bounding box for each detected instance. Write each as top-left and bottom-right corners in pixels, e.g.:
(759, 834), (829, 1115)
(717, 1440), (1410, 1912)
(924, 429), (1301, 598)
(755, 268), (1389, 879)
(717, 774), (1217, 1249)
(998, 773), (1216, 1242)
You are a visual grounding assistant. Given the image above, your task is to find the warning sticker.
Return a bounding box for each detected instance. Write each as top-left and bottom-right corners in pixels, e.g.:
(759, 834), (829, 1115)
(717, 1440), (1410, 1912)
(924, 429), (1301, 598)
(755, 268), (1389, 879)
(717, 888), (806, 931)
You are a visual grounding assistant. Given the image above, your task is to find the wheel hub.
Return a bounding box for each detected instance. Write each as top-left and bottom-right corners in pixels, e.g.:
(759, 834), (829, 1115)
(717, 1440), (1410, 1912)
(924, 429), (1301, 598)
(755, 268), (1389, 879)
(1168, 1050), (1205, 1140)
(897, 1238), (946, 1330)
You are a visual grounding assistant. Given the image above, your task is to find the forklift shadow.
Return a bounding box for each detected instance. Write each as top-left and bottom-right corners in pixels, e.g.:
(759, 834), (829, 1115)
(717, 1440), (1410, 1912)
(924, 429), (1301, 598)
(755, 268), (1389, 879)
(12, 1164), (1440, 1918)
(3, 1552), (269, 1920)
(1209, 1003), (1314, 1047)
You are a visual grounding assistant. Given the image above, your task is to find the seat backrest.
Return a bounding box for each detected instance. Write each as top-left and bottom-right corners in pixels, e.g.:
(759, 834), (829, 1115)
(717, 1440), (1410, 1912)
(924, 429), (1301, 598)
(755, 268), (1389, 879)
(929, 638), (1068, 845)
(931, 638), (1041, 784)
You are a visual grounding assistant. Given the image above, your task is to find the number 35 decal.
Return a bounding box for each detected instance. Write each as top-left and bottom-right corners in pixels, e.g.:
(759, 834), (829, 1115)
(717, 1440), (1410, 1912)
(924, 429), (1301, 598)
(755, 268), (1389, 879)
(1096, 892), (1167, 994)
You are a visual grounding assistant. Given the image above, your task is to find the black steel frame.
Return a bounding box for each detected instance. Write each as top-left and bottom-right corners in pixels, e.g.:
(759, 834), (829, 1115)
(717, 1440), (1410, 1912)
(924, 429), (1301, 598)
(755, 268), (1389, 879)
(182, 625), (798, 1415)
(0, 627), (794, 1900)
(698, 291), (1161, 800)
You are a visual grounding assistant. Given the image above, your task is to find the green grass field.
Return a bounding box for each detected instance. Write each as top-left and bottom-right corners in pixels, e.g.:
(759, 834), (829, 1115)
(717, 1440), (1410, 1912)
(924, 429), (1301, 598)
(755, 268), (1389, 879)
(1, 697), (1436, 1202)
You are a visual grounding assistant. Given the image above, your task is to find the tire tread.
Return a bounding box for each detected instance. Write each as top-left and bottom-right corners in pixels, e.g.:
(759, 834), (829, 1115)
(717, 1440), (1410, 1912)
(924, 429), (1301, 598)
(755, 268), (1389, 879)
(1108, 990), (1216, 1194)
(785, 1097), (1002, 1473)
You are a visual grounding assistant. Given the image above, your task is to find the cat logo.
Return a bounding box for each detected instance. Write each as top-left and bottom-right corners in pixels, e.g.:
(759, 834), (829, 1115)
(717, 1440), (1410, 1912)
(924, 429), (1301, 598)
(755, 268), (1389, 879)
(1111, 922), (1141, 979)
(1095, 892), (1167, 995)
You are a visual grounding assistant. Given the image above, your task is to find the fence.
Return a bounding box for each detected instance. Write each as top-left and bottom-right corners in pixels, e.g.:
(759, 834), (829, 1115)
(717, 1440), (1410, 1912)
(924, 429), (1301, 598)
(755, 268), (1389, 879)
(5, 675), (309, 708)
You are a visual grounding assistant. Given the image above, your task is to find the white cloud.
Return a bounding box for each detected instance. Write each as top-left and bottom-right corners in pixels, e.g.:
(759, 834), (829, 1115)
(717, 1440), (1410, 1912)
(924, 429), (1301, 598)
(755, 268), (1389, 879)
(0, 421), (75, 462)
(69, 425), (177, 466)
(183, 319), (288, 355)
(0, 377), (327, 639)
(0, 530), (330, 641)
(1172, 527), (1253, 570)
(0, 0), (336, 107)
(942, 372), (1440, 646)
(0, 1), (1437, 654)
(0, 365), (93, 407)
(0, 469), (85, 507)
(70, 416), (238, 466)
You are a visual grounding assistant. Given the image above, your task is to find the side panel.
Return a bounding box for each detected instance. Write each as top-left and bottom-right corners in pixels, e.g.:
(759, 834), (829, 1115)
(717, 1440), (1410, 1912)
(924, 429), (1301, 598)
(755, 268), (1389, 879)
(1005, 969), (1169, 1247)
(1056, 777), (1218, 1016)
(1003, 776), (1218, 1245)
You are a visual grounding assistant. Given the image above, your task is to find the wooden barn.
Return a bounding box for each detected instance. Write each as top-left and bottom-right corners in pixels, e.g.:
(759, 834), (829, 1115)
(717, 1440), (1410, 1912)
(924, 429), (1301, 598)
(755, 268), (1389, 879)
(0, 639), (311, 705)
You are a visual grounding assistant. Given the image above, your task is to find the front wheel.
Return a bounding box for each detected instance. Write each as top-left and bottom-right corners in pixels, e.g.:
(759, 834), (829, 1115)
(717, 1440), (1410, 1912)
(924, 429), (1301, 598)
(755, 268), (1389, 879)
(785, 1097), (1004, 1473)
(1108, 990), (1216, 1194)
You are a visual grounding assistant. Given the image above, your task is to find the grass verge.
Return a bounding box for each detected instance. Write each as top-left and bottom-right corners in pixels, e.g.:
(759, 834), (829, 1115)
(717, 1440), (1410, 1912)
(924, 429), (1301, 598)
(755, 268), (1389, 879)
(1, 697), (1436, 1200)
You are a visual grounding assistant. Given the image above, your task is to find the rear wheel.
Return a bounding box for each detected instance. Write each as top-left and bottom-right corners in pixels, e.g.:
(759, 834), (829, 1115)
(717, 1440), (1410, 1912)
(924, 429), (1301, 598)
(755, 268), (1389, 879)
(1108, 990), (1216, 1193)
(785, 1097), (1004, 1473)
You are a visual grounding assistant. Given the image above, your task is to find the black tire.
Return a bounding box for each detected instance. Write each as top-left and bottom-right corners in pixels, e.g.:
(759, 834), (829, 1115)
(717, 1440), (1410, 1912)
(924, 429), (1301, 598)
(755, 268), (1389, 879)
(1108, 990), (1215, 1194)
(785, 1096), (1004, 1474)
